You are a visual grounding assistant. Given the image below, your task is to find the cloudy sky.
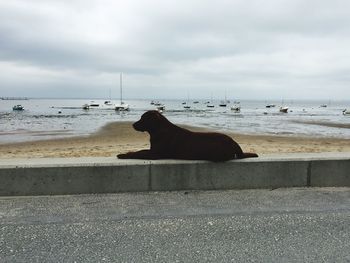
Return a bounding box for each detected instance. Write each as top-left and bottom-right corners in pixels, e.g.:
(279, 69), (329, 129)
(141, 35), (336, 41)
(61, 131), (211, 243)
(1, 0), (350, 100)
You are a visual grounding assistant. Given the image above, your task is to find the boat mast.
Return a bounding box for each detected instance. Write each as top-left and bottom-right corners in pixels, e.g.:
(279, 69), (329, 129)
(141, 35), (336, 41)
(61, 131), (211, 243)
(120, 72), (123, 104)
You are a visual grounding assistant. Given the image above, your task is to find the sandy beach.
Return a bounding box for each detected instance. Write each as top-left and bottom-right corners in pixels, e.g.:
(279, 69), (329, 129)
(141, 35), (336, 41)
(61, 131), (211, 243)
(0, 121), (350, 158)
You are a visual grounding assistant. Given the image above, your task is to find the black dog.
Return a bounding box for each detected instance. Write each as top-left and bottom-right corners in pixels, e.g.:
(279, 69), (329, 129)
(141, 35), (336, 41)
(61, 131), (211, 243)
(117, 110), (258, 161)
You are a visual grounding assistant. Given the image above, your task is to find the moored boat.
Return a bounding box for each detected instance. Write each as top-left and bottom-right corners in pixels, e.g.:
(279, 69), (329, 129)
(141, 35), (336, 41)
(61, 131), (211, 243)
(156, 104), (165, 112)
(115, 73), (130, 111)
(231, 102), (241, 113)
(115, 102), (129, 111)
(82, 104), (90, 110)
(12, 105), (24, 111)
(89, 101), (100, 107)
(279, 106), (288, 113)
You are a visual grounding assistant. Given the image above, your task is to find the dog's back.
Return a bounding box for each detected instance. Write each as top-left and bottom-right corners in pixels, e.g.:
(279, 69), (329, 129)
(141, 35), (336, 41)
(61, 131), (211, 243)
(156, 125), (256, 161)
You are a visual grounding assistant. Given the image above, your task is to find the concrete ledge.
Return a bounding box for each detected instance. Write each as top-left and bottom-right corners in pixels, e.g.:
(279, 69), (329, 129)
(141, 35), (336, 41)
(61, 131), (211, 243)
(0, 153), (349, 196)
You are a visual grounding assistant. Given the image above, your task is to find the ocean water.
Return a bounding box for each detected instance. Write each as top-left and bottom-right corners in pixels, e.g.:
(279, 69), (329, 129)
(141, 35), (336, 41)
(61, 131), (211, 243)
(1, 98), (350, 144)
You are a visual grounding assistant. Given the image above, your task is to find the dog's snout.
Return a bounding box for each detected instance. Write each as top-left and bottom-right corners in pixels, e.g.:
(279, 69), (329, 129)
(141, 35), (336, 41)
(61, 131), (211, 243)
(133, 120), (144, 131)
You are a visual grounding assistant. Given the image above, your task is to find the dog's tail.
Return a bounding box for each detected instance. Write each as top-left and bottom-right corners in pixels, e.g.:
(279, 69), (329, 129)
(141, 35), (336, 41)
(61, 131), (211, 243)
(240, 152), (258, 158)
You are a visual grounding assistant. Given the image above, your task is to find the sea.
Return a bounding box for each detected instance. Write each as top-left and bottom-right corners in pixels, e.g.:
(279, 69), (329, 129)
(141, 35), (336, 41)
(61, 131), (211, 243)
(1, 98), (350, 144)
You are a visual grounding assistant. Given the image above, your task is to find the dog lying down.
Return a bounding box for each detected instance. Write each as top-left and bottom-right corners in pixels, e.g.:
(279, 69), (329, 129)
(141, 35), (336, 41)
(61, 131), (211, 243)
(117, 110), (258, 162)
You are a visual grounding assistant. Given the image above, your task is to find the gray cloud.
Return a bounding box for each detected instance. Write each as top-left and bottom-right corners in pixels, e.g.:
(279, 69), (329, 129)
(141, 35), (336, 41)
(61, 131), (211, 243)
(1, 0), (350, 99)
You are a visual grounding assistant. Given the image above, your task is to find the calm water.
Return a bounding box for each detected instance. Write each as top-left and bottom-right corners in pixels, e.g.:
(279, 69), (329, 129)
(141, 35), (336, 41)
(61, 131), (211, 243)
(1, 98), (350, 144)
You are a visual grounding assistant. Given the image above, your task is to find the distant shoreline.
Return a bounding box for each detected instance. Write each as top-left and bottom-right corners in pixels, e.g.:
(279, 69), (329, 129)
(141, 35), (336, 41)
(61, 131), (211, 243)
(291, 120), (350, 129)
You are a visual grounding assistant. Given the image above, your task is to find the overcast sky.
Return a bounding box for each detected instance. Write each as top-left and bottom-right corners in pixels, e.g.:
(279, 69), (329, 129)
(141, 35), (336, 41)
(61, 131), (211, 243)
(1, 0), (350, 100)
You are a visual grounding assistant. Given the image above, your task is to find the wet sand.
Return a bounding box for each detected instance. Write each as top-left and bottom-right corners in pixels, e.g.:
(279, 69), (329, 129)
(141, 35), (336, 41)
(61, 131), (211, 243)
(0, 121), (350, 158)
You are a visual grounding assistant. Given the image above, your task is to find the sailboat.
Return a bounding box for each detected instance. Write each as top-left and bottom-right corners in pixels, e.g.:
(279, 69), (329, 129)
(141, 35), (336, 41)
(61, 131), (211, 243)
(219, 91), (229, 107)
(104, 88), (113, 106)
(115, 73), (130, 111)
(183, 92), (191, 109)
(279, 106), (288, 113)
(231, 101), (241, 113)
(206, 103), (215, 108)
(12, 105), (24, 111)
(279, 99), (288, 113)
(206, 93), (215, 108)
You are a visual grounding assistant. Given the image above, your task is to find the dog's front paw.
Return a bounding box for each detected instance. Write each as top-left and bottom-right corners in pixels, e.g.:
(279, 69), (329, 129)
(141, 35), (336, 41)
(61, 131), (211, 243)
(117, 153), (128, 159)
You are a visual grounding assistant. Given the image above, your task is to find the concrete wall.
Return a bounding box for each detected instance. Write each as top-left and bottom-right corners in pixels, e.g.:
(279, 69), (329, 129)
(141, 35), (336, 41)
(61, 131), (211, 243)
(0, 153), (349, 196)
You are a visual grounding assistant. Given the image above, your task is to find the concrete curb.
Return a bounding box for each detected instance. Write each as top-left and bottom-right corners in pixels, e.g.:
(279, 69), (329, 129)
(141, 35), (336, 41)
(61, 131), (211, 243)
(0, 153), (349, 196)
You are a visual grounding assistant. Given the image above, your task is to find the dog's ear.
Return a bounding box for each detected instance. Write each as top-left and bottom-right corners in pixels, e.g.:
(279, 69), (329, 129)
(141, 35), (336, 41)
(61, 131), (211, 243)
(134, 110), (163, 132)
(151, 110), (162, 120)
(143, 110), (162, 122)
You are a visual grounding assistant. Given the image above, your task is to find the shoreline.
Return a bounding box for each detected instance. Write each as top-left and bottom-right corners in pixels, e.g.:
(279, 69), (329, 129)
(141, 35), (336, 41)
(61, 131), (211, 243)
(291, 120), (350, 129)
(1, 121), (350, 158)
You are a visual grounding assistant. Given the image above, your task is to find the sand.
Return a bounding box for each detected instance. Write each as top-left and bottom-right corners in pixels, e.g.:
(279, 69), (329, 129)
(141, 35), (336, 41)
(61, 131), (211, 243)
(1, 121), (350, 158)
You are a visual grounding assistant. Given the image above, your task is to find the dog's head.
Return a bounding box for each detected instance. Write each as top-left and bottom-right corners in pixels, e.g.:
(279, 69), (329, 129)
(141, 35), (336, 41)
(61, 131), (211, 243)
(133, 110), (166, 132)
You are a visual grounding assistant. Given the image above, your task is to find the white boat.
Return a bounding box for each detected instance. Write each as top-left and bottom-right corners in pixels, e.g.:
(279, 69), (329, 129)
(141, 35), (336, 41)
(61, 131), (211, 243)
(231, 102), (241, 113)
(343, 109), (350, 115)
(279, 106), (288, 113)
(219, 92), (229, 107)
(156, 105), (165, 113)
(12, 104), (24, 111)
(115, 73), (130, 111)
(183, 92), (191, 109)
(104, 89), (113, 106)
(83, 101), (116, 110)
(82, 104), (90, 110)
(206, 95), (215, 108)
(266, 104), (276, 108)
(115, 102), (129, 111)
(89, 101), (100, 107)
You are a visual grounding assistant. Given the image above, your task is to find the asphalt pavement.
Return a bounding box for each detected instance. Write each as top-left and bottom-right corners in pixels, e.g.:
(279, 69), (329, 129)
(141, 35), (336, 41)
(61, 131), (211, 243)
(1, 187), (350, 262)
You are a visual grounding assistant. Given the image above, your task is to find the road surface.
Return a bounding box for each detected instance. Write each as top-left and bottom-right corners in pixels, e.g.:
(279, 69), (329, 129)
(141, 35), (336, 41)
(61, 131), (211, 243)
(1, 187), (350, 262)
